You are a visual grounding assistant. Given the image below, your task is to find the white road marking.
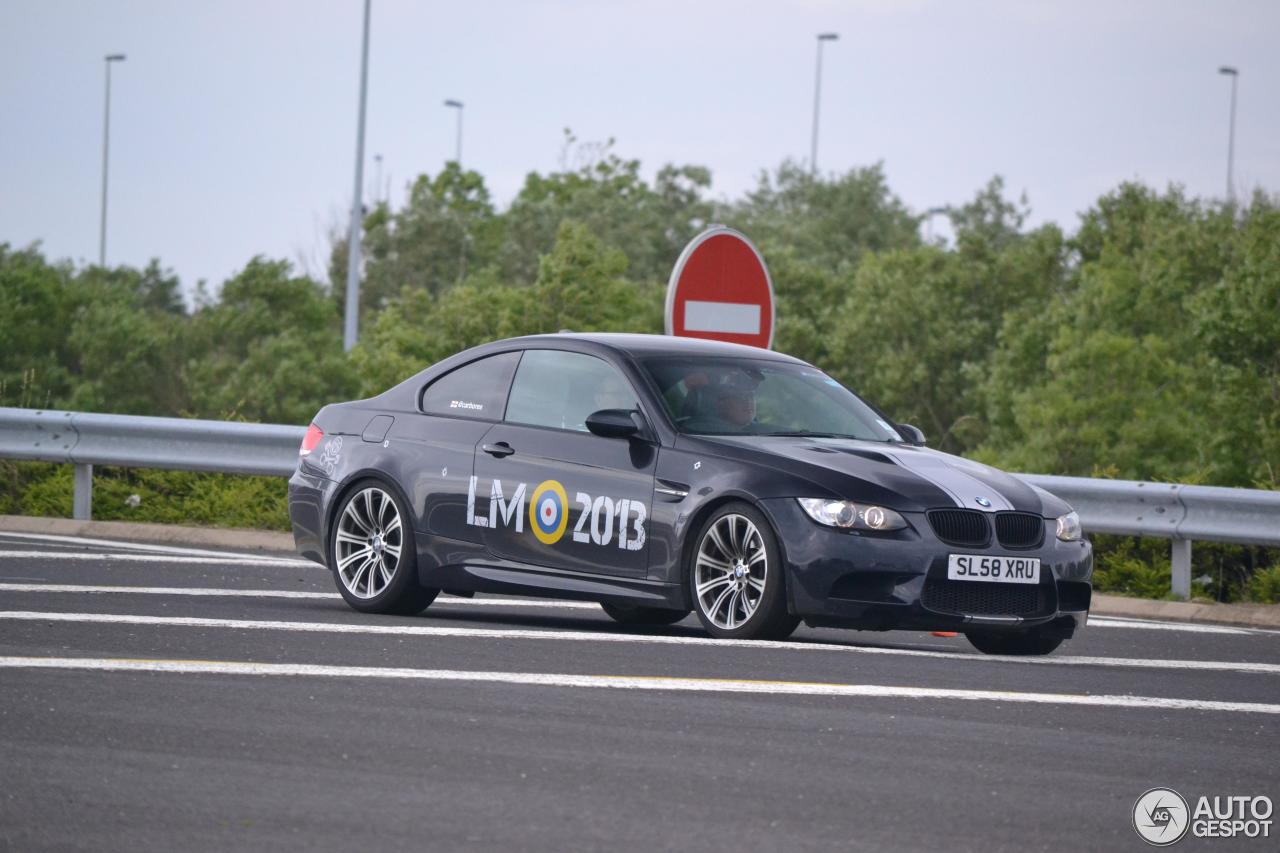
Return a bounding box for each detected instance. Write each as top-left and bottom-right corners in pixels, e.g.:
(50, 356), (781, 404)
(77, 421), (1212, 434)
(0, 551), (314, 568)
(0, 577), (1268, 636)
(3, 610), (1275, 676)
(0, 531), (307, 563)
(2, 655), (1277, 715)
(0, 583), (600, 608)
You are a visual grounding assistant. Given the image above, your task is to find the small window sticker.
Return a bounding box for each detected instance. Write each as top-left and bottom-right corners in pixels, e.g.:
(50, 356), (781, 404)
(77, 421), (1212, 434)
(450, 400), (484, 411)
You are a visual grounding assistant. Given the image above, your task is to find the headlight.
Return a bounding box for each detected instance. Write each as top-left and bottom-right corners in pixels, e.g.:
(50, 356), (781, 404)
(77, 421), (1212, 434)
(1055, 511), (1082, 541)
(797, 498), (907, 531)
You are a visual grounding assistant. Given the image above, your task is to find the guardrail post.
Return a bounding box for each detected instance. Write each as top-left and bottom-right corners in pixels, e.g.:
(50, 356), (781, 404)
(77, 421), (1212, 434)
(1170, 538), (1191, 600)
(73, 463), (93, 520)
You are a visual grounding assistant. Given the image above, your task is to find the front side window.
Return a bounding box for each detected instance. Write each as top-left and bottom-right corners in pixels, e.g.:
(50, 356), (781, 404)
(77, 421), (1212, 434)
(505, 350), (638, 432)
(420, 351), (520, 420)
(642, 356), (902, 442)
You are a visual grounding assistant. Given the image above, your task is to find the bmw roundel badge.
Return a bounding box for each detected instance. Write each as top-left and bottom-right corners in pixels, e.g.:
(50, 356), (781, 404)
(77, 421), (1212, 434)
(975, 497), (992, 508)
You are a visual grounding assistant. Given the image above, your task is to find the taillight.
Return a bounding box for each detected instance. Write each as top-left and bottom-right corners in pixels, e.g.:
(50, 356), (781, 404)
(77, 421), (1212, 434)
(300, 424), (324, 456)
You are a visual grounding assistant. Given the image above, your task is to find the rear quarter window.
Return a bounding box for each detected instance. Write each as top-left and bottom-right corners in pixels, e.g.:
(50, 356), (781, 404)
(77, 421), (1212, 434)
(420, 351), (521, 420)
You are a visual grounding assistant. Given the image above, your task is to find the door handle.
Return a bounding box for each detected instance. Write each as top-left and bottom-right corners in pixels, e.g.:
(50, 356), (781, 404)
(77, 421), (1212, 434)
(482, 442), (515, 458)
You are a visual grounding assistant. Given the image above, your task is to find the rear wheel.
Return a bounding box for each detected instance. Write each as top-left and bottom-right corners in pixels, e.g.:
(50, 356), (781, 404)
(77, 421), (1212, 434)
(330, 480), (437, 615)
(965, 629), (1063, 656)
(600, 602), (690, 626)
(689, 503), (799, 640)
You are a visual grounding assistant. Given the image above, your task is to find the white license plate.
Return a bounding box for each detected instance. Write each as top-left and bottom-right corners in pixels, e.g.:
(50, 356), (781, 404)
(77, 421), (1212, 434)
(947, 554), (1040, 584)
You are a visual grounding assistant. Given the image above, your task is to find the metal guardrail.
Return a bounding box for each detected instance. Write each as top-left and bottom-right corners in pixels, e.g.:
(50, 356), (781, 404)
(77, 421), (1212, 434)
(2, 407), (1277, 599)
(1018, 474), (1280, 598)
(0, 408), (303, 519)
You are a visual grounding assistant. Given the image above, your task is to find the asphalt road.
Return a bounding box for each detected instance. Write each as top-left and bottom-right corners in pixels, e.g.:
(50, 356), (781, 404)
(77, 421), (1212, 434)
(0, 531), (1276, 852)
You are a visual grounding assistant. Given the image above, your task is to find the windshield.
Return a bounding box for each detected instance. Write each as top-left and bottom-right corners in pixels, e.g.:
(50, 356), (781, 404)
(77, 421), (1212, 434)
(641, 356), (903, 442)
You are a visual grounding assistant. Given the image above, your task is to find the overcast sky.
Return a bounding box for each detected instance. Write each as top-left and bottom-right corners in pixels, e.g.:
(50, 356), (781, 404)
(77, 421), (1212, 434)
(3, 0), (1276, 297)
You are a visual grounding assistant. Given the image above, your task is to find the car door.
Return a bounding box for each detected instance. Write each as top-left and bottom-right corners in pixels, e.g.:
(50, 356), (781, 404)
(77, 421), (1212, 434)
(397, 350), (520, 544)
(469, 348), (656, 578)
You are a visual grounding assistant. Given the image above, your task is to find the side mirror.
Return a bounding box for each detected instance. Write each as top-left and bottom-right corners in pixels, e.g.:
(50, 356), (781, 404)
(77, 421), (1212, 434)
(586, 408), (639, 439)
(897, 423), (926, 446)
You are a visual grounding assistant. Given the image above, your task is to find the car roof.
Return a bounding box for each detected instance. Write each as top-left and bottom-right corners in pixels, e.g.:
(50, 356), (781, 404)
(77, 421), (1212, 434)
(507, 332), (804, 363)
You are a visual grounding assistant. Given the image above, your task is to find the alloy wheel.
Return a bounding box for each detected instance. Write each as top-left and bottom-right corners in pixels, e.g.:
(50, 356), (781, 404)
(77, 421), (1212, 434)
(693, 513), (767, 630)
(335, 487), (403, 599)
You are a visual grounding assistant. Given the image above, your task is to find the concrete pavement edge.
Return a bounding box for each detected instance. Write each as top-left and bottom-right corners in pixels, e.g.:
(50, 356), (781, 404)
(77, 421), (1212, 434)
(0, 514), (295, 554)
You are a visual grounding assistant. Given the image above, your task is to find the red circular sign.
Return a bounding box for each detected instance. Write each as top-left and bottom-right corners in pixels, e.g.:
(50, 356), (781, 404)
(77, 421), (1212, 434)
(665, 227), (774, 350)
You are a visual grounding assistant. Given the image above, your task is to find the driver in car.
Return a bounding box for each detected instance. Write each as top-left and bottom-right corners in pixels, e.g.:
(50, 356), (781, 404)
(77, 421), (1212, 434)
(687, 372), (760, 434)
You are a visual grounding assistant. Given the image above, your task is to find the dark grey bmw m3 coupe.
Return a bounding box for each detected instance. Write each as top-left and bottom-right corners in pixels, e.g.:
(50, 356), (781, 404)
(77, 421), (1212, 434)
(288, 333), (1093, 655)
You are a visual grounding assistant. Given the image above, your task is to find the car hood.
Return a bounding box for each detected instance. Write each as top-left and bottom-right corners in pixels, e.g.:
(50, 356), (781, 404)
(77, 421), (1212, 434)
(705, 435), (1071, 517)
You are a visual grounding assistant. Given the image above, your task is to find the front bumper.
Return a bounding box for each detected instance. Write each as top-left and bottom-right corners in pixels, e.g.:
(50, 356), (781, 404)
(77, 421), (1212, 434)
(760, 498), (1094, 636)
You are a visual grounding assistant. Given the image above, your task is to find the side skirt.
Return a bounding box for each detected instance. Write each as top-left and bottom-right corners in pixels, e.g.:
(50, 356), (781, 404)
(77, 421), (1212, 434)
(420, 560), (685, 610)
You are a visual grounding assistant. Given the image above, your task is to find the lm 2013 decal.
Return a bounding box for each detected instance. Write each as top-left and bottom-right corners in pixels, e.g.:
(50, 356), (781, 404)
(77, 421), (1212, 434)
(466, 476), (646, 550)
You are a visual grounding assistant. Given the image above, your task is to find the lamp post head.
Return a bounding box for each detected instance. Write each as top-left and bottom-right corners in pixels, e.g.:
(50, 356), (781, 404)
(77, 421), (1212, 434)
(444, 99), (464, 109)
(1218, 66), (1238, 76)
(105, 53), (126, 62)
(817, 33), (839, 41)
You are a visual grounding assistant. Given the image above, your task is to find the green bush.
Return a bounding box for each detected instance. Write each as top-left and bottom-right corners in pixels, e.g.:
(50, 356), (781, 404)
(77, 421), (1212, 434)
(1090, 535), (1181, 599)
(0, 461), (289, 531)
(1245, 566), (1280, 604)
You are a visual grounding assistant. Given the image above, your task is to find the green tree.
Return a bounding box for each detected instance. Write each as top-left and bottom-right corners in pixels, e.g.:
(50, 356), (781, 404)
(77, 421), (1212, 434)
(352, 221), (664, 397)
(501, 132), (713, 285)
(186, 258), (356, 423)
(1190, 194), (1280, 487)
(729, 160), (920, 273)
(355, 163), (502, 309)
(0, 244), (78, 408)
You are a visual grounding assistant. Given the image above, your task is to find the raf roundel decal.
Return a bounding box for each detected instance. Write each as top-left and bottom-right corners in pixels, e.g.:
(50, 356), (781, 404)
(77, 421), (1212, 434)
(529, 480), (570, 545)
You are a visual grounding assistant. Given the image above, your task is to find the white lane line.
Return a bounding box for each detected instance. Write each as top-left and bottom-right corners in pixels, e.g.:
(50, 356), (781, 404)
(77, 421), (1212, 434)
(0, 583), (601, 608)
(0, 583), (334, 600)
(0, 531), (307, 563)
(3, 610), (1276, 676)
(0, 551), (314, 568)
(3, 655), (1278, 715)
(3, 581), (1271, 639)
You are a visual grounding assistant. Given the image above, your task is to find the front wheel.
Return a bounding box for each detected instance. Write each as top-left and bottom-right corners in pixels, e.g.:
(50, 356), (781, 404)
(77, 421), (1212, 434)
(330, 479), (437, 615)
(600, 602), (690, 626)
(689, 503), (799, 640)
(965, 629), (1063, 656)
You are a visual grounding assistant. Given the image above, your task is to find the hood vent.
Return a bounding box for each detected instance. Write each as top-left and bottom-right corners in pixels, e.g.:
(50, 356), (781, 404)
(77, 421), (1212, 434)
(833, 448), (895, 465)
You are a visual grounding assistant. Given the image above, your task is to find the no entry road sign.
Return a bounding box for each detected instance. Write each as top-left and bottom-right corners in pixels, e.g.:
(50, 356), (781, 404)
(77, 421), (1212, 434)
(664, 226), (774, 350)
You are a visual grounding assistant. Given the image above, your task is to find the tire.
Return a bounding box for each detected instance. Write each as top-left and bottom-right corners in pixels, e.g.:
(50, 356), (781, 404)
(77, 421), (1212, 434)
(965, 629), (1064, 656)
(600, 602), (690, 626)
(688, 502), (799, 640)
(329, 478), (438, 615)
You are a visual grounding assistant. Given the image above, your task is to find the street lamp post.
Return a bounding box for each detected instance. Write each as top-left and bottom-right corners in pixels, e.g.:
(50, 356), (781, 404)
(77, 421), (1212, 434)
(809, 33), (838, 177)
(99, 53), (126, 267)
(444, 99), (464, 167)
(343, 0), (372, 352)
(1218, 66), (1238, 203)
